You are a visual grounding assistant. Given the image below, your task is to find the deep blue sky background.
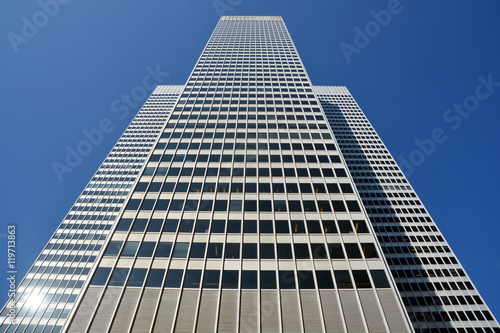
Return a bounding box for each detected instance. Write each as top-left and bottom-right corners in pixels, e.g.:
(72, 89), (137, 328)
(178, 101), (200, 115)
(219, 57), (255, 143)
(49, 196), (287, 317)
(1, 0), (499, 318)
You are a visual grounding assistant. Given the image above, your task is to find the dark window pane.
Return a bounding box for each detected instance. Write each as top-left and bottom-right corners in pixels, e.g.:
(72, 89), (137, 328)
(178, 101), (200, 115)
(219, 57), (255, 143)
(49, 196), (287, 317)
(195, 219), (210, 233)
(172, 242), (189, 258)
(147, 219), (163, 232)
(162, 182), (176, 192)
(155, 242), (172, 258)
(245, 183), (256, 193)
(227, 219), (241, 233)
(353, 220), (369, 233)
(260, 243), (275, 259)
(274, 200), (287, 212)
(260, 271), (277, 289)
(184, 270), (201, 288)
(229, 200), (242, 212)
(241, 271), (257, 289)
(322, 220), (337, 234)
(297, 271), (315, 289)
(353, 270), (372, 288)
(121, 241), (139, 257)
(294, 244), (309, 259)
(340, 183), (353, 193)
(327, 184), (340, 193)
(361, 243), (379, 258)
(242, 243), (257, 259)
(332, 200), (347, 212)
(291, 220), (306, 233)
(346, 201), (361, 212)
(311, 243), (327, 259)
(169, 200), (185, 211)
(286, 183), (299, 193)
(370, 270), (390, 288)
(316, 271), (334, 289)
(328, 243), (345, 259)
(138, 242), (155, 257)
(217, 183), (229, 193)
(199, 200), (213, 211)
(259, 183), (271, 193)
(313, 184), (326, 193)
(259, 200), (272, 212)
(243, 220), (257, 233)
(90, 267), (111, 286)
(207, 243), (223, 258)
(109, 268), (129, 286)
(306, 220), (321, 233)
(211, 219), (226, 233)
(338, 220), (353, 233)
(127, 268), (147, 287)
(317, 201), (332, 212)
(204, 183), (216, 193)
(146, 269), (165, 287)
(163, 219), (179, 232)
(116, 218), (133, 232)
(126, 199), (141, 210)
(225, 243), (240, 259)
(155, 199), (170, 211)
(179, 219), (195, 233)
(259, 220), (273, 234)
(164, 269), (183, 288)
(345, 244), (362, 259)
(277, 243), (293, 259)
(222, 270), (239, 289)
(299, 183), (312, 193)
(275, 220), (289, 234)
(288, 200), (302, 212)
(189, 243), (206, 258)
(203, 270), (220, 289)
(104, 241), (122, 256)
(279, 271), (296, 289)
(244, 200), (257, 212)
(303, 201), (316, 212)
(335, 271), (353, 289)
(190, 183), (203, 192)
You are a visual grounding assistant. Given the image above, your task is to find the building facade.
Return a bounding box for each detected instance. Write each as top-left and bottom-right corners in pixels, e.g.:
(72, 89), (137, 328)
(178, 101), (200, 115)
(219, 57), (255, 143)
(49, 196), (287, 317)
(1, 16), (498, 333)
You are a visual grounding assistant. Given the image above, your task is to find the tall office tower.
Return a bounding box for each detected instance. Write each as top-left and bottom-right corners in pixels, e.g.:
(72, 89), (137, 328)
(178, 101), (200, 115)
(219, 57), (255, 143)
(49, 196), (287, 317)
(0, 16), (497, 333)
(314, 86), (499, 333)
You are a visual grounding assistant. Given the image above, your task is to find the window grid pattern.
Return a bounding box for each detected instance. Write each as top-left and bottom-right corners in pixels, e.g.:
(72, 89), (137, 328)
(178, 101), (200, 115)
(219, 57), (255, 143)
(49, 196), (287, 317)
(0, 85), (183, 333)
(63, 17), (411, 332)
(316, 85), (500, 333)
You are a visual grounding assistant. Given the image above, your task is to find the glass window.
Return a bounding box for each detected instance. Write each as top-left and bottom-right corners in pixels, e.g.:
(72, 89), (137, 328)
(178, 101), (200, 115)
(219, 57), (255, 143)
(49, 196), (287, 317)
(279, 271), (296, 289)
(172, 242), (189, 258)
(345, 244), (362, 259)
(227, 219), (241, 233)
(297, 271), (315, 289)
(291, 220), (305, 233)
(104, 241), (123, 256)
(259, 220), (273, 234)
(147, 219), (163, 232)
(241, 270), (257, 289)
(225, 243), (240, 259)
(353, 220), (369, 233)
(277, 243), (293, 259)
(195, 219), (210, 233)
(155, 242), (172, 258)
(211, 220), (226, 233)
(242, 243), (257, 259)
(294, 244), (309, 259)
(370, 270), (390, 288)
(203, 270), (220, 289)
(275, 220), (290, 234)
(90, 267), (111, 286)
(164, 269), (184, 288)
(163, 219), (179, 232)
(121, 241), (139, 257)
(137, 242), (155, 257)
(260, 243), (275, 259)
(146, 269), (165, 287)
(116, 218), (133, 232)
(189, 243), (206, 258)
(127, 268), (147, 287)
(334, 271), (353, 289)
(184, 270), (201, 288)
(311, 243), (328, 259)
(338, 220), (353, 233)
(222, 270), (239, 289)
(328, 243), (345, 259)
(109, 268), (129, 286)
(306, 220), (321, 233)
(274, 200), (287, 212)
(353, 271), (372, 289)
(316, 271), (334, 289)
(243, 220), (257, 233)
(361, 243), (379, 258)
(179, 219), (195, 233)
(260, 271), (277, 289)
(207, 243), (223, 258)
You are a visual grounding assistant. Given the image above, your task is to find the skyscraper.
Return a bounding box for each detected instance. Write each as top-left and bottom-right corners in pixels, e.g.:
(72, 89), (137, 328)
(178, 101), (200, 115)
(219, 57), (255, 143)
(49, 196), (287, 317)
(1, 15), (497, 333)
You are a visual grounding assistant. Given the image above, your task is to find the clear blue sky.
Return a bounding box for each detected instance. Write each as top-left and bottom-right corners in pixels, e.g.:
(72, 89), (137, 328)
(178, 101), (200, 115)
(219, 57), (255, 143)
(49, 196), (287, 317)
(1, 0), (499, 318)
